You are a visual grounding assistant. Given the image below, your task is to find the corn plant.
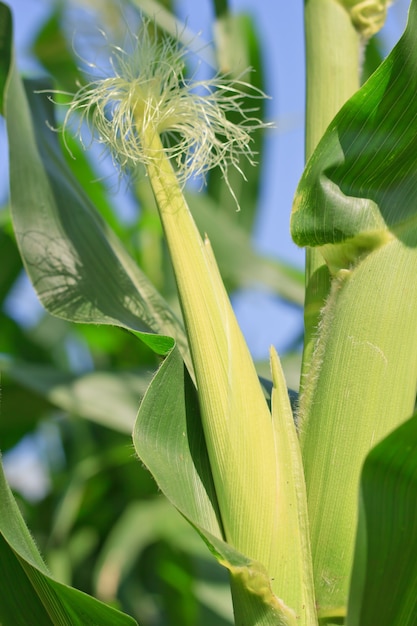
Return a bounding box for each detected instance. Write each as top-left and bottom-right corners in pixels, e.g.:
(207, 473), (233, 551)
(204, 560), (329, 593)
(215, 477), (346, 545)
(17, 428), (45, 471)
(1, 0), (417, 624)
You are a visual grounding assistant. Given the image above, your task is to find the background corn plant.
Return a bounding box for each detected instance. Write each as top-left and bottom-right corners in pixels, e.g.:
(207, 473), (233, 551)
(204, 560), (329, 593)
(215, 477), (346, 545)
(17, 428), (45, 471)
(1, 0), (417, 625)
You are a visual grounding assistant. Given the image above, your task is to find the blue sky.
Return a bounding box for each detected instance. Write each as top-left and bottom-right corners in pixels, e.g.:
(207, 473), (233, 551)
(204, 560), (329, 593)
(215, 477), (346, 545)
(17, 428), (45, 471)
(0, 0), (412, 359)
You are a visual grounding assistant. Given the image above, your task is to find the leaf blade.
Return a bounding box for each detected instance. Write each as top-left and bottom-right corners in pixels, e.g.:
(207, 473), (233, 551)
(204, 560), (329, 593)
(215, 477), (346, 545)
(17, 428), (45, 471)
(4, 51), (190, 363)
(292, 0), (417, 271)
(347, 412), (417, 626)
(0, 457), (138, 626)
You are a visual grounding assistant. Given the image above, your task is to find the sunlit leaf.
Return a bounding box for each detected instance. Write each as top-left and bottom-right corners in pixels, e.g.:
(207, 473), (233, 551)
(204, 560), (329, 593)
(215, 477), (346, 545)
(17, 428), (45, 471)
(292, 0), (417, 269)
(2, 5), (191, 366)
(134, 344), (221, 538)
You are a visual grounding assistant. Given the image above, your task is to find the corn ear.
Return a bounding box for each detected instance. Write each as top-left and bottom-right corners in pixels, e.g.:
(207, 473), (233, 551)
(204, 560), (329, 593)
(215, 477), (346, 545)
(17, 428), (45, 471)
(143, 126), (303, 614)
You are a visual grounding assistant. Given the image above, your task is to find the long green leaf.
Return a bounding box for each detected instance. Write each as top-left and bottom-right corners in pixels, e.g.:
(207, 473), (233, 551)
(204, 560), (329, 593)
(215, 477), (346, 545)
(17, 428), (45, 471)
(347, 412), (417, 626)
(0, 456), (137, 625)
(292, 0), (417, 262)
(0, 0), (11, 114)
(1, 5), (190, 366)
(268, 347), (317, 624)
(134, 344), (222, 540)
(9, 74), (182, 355)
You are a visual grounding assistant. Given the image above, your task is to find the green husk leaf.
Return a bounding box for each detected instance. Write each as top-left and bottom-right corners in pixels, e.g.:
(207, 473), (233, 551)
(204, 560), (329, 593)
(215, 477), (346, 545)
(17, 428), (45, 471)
(300, 240), (417, 619)
(268, 348), (317, 625)
(292, 0), (417, 616)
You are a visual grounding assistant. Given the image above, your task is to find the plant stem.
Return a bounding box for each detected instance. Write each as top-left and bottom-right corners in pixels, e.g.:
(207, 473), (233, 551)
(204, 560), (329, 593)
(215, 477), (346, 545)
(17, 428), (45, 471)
(302, 0), (361, 388)
(301, 0), (361, 620)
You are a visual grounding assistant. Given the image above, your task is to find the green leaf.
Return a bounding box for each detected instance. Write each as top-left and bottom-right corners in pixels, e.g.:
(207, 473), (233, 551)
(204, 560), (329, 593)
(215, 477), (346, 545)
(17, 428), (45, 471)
(1, 7), (190, 366)
(0, 2), (12, 114)
(292, 0), (417, 273)
(0, 456), (138, 625)
(268, 348), (317, 625)
(347, 412), (417, 626)
(8, 74), (184, 355)
(134, 344), (222, 539)
(0, 228), (22, 304)
(133, 345), (298, 625)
